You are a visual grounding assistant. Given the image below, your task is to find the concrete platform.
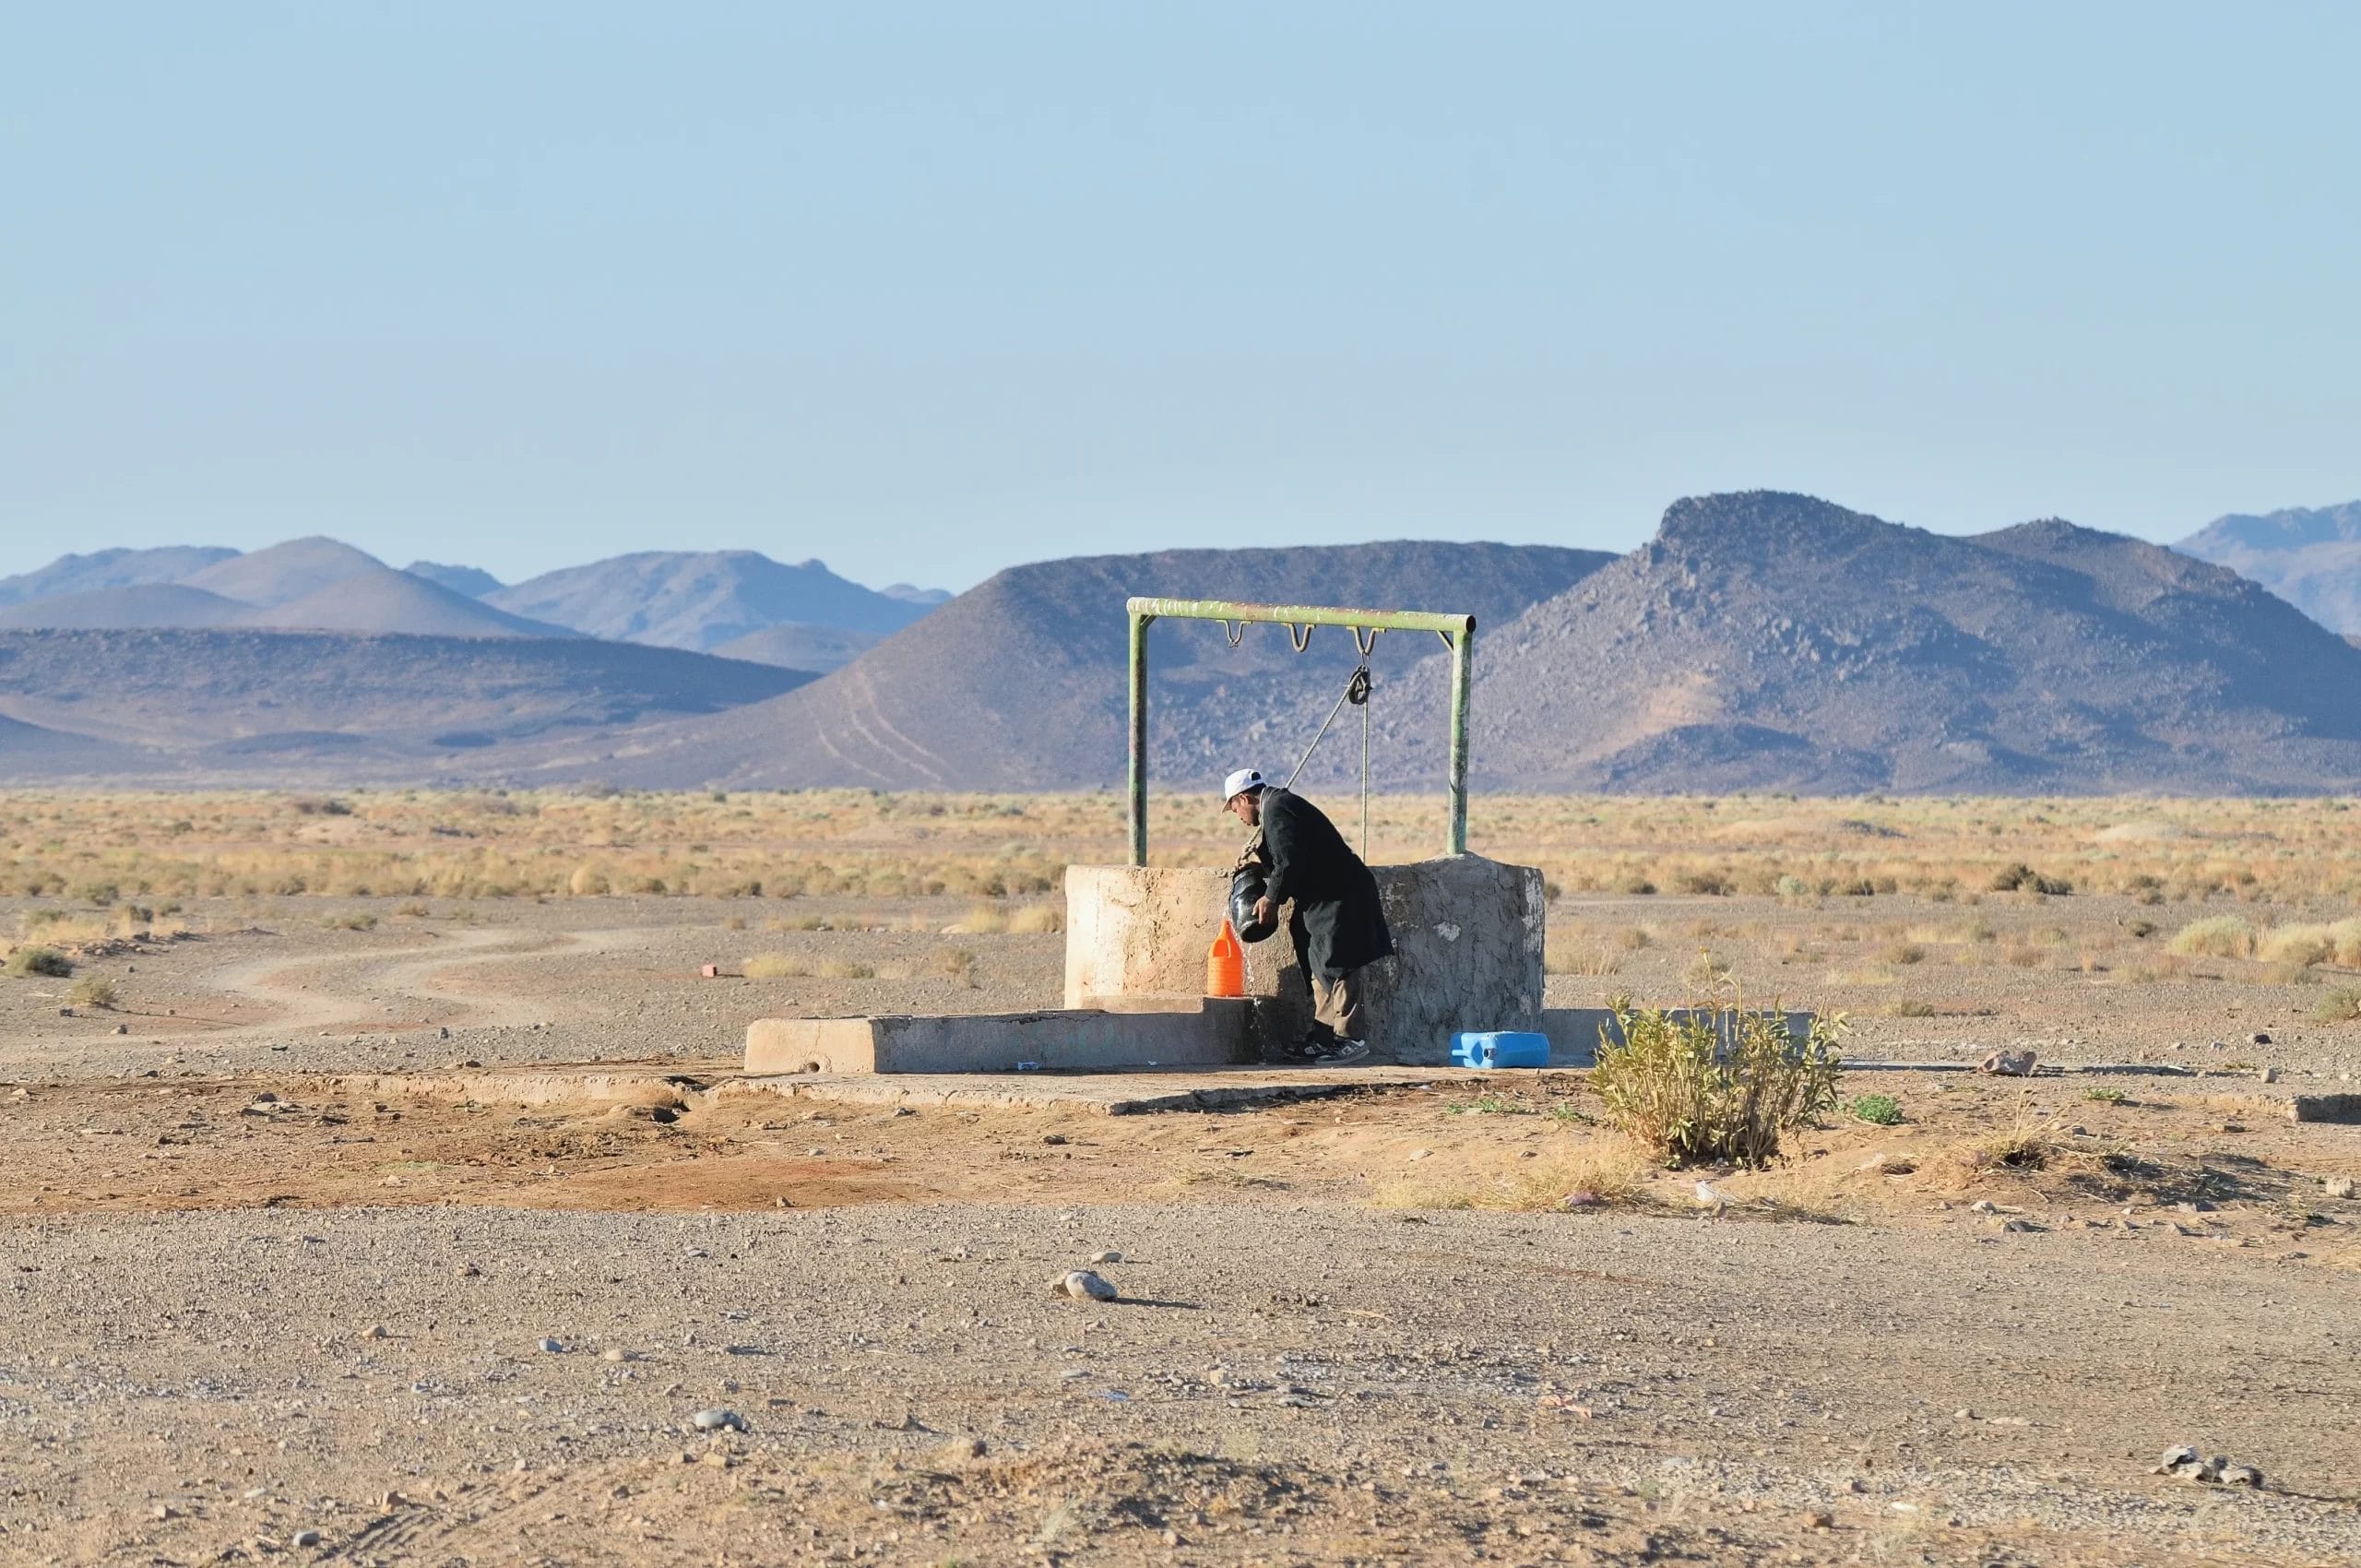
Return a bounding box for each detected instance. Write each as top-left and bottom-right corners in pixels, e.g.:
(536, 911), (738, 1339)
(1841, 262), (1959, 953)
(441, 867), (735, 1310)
(744, 999), (1254, 1075)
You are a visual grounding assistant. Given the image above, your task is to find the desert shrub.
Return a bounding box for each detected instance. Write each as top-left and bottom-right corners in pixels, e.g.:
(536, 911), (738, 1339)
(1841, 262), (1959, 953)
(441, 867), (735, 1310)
(1615, 926), (1653, 951)
(817, 958), (875, 980)
(2168, 915), (2254, 958)
(742, 953), (809, 979)
(1989, 863), (2070, 895)
(1774, 874), (1811, 898)
(1672, 869), (1732, 897)
(1008, 904), (1063, 934)
(2258, 925), (2333, 967)
(75, 881), (120, 907)
(955, 904), (1010, 935)
(1546, 940), (1620, 977)
(1885, 998), (1937, 1017)
(324, 912), (378, 932)
(2312, 986), (2361, 1024)
(1849, 1092), (1904, 1125)
(5, 946), (72, 979)
(69, 975), (118, 1008)
(1590, 998), (1844, 1168)
(929, 947), (979, 982)
(1880, 941), (1926, 966)
(1615, 875), (1657, 896)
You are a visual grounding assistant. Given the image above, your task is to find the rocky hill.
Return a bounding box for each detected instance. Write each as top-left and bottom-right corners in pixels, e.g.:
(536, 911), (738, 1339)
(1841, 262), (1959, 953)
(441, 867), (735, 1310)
(520, 541), (1617, 790)
(0, 546), (238, 607)
(1363, 493), (2361, 794)
(405, 561), (504, 598)
(486, 552), (937, 651)
(2177, 501), (2361, 634)
(709, 623), (884, 673)
(0, 630), (810, 781)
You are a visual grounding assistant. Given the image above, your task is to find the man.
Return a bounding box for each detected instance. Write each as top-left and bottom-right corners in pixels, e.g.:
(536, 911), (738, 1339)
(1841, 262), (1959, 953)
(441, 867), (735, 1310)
(1223, 766), (1394, 1064)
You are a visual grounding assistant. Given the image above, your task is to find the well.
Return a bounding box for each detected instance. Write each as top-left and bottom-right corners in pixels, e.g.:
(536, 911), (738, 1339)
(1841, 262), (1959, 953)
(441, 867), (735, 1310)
(1063, 855), (1545, 1063)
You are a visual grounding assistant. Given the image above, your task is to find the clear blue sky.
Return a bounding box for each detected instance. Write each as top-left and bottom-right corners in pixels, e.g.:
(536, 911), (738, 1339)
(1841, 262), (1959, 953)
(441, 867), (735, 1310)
(6, 3), (2357, 590)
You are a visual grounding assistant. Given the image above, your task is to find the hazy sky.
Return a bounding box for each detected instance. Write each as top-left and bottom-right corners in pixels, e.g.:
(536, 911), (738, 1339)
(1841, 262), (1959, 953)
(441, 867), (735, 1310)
(6, 4), (2357, 591)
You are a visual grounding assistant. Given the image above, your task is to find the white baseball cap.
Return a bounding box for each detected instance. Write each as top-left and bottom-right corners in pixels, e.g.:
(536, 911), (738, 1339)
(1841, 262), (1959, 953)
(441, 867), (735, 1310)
(1221, 766), (1265, 802)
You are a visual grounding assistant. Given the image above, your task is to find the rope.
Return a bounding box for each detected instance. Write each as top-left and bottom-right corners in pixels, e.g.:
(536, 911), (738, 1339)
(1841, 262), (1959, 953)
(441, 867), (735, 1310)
(1284, 660), (1376, 857)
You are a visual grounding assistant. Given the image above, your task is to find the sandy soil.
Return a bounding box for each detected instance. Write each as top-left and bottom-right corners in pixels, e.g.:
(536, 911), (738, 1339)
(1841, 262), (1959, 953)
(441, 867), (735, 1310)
(4, 890), (2359, 1566)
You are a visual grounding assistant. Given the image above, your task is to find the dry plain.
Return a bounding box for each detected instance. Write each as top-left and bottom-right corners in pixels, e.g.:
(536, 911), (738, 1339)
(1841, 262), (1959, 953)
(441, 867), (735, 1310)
(2, 790), (2359, 1567)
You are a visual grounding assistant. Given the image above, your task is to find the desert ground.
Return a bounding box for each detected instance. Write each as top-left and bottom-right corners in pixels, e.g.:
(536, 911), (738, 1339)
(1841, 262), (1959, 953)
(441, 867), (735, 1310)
(3, 790), (2358, 1567)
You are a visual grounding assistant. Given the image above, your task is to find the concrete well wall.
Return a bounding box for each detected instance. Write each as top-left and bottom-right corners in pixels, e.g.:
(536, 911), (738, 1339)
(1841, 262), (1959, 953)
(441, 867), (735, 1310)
(1063, 856), (1545, 1063)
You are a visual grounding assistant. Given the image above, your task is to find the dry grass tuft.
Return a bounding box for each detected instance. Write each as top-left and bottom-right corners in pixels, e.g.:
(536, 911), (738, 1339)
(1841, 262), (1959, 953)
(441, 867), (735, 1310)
(1007, 904), (1064, 935)
(742, 953), (809, 980)
(2169, 915), (2255, 959)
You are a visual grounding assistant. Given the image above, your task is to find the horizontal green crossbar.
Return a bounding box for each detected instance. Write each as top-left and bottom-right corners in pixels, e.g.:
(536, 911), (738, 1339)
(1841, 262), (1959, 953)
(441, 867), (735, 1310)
(1124, 597), (1475, 866)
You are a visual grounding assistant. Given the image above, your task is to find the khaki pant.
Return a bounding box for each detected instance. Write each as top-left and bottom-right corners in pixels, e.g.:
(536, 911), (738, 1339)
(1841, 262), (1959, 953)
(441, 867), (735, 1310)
(1311, 967), (1365, 1041)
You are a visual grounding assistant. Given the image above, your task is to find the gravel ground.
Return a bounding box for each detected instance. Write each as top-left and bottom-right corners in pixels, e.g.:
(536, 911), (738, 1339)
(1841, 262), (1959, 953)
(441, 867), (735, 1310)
(5, 893), (2360, 1565)
(5, 1204), (2356, 1566)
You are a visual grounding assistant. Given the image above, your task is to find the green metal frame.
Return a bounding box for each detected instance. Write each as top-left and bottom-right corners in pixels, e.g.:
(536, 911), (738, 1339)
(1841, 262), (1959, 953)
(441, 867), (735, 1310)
(1124, 597), (1477, 866)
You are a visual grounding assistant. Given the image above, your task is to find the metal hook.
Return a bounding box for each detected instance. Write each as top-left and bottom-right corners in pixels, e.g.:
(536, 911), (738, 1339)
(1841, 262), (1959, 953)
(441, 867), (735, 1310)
(1220, 620), (1246, 648)
(1351, 625), (1380, 658)
(1287, 623), (1314, 653)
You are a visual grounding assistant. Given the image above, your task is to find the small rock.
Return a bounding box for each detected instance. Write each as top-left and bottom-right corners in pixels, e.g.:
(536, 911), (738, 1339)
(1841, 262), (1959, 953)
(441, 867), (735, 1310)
(1053, 1270), (1118, 1301)
(2260, 1065), (2279, 1084)
(1041, 1134), (1067, 1146)
(602, 1348), (628, 1362)
(1969, 1200), (1997, 1215)
(1978, 1049), (2036, 1076)
(1954, 1408), (1975, 1420)
(538, 1337), (564, 1354)
(150, 1503), (177, 1520)
(2325, 1175), (2355, 1200)
(1560, 1190), (1604, 1209)
(292, 1528), (322, 1548)
(1802, 1510), (1833, 1530)
(456, 1263), (480, 1278)
(1088, 1250), (1123, 1265)
(361, 1323), (387, 1340)
(2219, 1464), (2262, 1488)
(1407, 1147), (1432, 1161)
(690, 1408), (745, 1432)
(2249, 1032), (2272, 1046)
(113, 1023), (128, 1036)
(936, 1435), (987, 1463)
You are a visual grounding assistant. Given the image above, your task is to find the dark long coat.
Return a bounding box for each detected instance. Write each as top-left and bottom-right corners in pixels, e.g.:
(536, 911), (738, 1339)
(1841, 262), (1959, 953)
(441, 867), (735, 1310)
(1254, 787), (1394, 980)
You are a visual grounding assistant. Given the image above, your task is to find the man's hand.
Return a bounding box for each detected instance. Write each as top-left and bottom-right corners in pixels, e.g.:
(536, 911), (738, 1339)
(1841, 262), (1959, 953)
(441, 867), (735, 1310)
(1252, 896), (1274, 926)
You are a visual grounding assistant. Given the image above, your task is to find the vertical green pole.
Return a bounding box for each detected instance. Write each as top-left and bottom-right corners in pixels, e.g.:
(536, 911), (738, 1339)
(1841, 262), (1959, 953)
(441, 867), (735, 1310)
(1446, 628), (1472, 855)
(1128, 610), (1151, 866)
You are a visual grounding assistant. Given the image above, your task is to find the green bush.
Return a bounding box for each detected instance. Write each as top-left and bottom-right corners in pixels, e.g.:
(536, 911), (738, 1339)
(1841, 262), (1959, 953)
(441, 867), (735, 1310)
(5, 946), (73, 979)
(1848, 1093), (1903, 1125)
(2312, 986), (2361, 1024)
(1592, 997), (1845, 1168)
(1989, 863), (2071, 896)
(69, 975), (118, 1009)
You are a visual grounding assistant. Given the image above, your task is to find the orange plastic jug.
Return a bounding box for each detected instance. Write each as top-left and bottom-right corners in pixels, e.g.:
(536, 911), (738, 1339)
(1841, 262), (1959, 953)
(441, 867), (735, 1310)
(1206, 919), (1245, 998)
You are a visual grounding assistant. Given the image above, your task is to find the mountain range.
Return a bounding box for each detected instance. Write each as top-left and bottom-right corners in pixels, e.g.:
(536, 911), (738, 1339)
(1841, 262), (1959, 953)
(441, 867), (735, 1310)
(2177, 502), (2361, 635)
(4, 494), (2361, 794)
(0, 540), (943, 670)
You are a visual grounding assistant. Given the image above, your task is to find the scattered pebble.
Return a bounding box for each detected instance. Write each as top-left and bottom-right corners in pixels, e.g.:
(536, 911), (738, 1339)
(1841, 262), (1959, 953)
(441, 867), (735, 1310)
(293, 1528), (322, 1548)
(1088, 1250), (1122, 1265)
(690, 1408), (745, 1432)
(1978, 1049), (2037, 1076)
(2325, 1176), (2355, 1200)
(361, 1323), (387, 1340)
(1051, 1270), (1118, 1301)
(538, 1337), (564, 1354)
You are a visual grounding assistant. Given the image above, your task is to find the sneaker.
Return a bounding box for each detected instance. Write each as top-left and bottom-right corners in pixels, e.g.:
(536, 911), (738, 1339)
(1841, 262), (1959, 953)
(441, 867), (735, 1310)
(1301, 1037), (1370, 1065)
